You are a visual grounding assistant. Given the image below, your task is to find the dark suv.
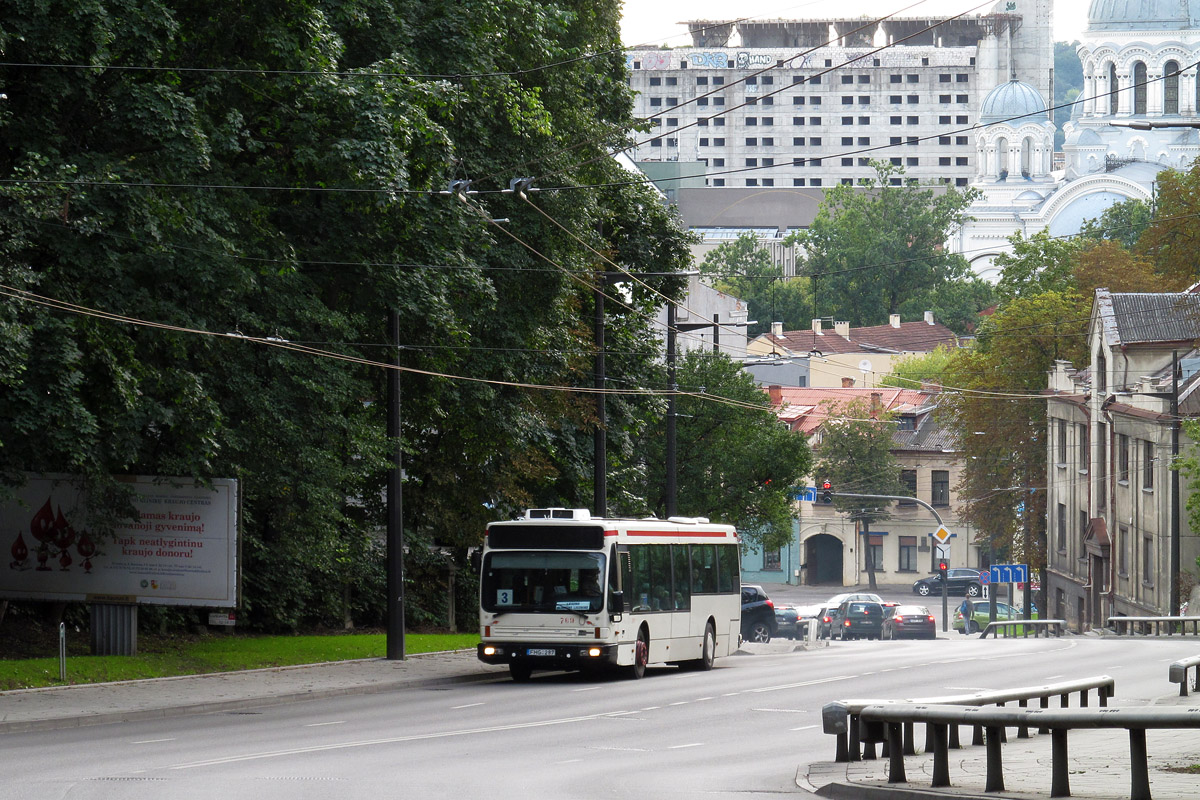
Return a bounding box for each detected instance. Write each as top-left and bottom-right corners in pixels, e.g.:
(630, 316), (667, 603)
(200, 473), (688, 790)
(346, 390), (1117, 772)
(741, 584), (778, 643)
(833, 600), (884, 640)
(912, 568), (984, 598)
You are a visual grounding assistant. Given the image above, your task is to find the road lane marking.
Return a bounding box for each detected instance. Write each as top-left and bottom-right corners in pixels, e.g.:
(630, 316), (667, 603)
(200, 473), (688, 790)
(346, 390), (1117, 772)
(132, 738), (177, 744)
(171, 711), (637, 769)
(669, 701), (689, 706)
(557, 759), (583, 764)
(748, 675), (855, 693)
(641, 706), (661, 711)
(303, 721), (346, 728)
(668, 743), (704, 749)
(451, 703), (484, 709)
(791, 724), (819, 731)
(751, 708), (809, 713)
(571, 686), (600, 692)
(1044, 675), (1064, 680)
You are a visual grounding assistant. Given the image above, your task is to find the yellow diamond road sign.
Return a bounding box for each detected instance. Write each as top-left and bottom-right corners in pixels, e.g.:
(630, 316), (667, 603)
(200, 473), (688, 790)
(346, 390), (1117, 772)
(932, 526), (952, 544)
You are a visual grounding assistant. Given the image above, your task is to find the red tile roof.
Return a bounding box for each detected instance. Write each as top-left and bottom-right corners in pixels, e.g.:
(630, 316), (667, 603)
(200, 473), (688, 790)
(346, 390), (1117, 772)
(767, 386), (935, 435)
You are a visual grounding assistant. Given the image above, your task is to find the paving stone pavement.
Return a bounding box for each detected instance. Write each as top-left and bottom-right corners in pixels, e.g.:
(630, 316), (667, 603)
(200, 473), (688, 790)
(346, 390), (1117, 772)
(800, 690), (1200, 800)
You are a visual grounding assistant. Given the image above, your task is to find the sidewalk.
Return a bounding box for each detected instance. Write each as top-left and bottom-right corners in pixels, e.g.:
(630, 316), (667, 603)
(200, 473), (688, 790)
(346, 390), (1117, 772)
(799, 689), (1200, 800)
(0, 648), (503, 734)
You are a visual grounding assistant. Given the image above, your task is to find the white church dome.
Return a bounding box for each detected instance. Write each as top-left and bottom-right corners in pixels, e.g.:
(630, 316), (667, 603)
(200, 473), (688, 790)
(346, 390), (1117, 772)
(979, 80), (1048, 125)
(1086, 0), (1200, 31)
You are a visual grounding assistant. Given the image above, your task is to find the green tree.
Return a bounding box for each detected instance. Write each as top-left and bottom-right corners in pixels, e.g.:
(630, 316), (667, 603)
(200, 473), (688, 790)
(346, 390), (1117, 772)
(1135, 160), (1200, 288)
(699, 233), (812, 337)
(938, 292), (1088, 599)
(814, 398), (903, 590)
(880, 346), (957, 390)
(791, 161), (980, 327)
(1053, 42), (1083, 150)
(0, 0), (694, 631)
(632, 351), (812, 551)
(1079, 197), (1153, 251)
(993, 230), (1084, 300)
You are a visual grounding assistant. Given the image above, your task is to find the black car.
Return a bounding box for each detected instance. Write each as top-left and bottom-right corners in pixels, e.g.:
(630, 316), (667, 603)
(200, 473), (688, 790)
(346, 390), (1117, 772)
(912, 568), (984, 598)
(817, 592), (883, 638)
(741, 584), (778, 643)
(833, 600), (884, 640)
(882, 604), (937, 640)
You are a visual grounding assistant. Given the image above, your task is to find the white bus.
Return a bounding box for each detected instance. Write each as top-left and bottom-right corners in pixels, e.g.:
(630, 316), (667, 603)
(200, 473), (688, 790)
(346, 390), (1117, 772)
(477, 508), (742, 681)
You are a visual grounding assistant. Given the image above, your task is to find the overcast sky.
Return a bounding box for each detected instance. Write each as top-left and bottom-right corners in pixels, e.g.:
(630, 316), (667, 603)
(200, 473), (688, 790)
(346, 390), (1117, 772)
(619, 0), (1093, 49)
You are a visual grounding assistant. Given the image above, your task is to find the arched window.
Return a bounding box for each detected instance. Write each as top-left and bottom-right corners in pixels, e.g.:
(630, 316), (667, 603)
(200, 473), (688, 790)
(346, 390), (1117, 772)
(997, 136), (1009, 179)
(1134, 61), (1147, 115)
(1109, 63), (1119, 114)
(1165, 61), (1180, 114)
(1021, 136), (1034, 177)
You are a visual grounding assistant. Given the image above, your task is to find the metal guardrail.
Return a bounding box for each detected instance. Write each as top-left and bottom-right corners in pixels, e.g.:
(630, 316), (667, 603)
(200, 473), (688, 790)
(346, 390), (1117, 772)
(821, 675), (1115, 763)
(1107, 615), (1200, 636)
(857, 704), (1200, 800)
(1169, 655), (1200, 697)
(979, 618), (1066, 638)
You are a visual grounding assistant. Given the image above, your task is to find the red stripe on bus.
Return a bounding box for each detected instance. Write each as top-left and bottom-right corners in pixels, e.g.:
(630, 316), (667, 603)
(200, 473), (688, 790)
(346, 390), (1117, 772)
(625, 530), (730, 537)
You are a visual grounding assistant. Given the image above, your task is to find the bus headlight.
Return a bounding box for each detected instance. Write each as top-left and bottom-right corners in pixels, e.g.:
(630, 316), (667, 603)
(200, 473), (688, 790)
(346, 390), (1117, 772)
(587, 647), (602, 657)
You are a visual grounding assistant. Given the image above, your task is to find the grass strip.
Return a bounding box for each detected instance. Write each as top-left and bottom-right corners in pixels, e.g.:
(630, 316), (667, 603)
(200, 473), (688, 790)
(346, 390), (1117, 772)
(0, 632), (480, 691)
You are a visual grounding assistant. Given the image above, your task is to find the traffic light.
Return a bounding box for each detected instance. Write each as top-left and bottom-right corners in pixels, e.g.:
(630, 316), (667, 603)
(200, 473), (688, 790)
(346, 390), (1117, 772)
(820, 480), (832, 504)
(938, 561), (948, 576)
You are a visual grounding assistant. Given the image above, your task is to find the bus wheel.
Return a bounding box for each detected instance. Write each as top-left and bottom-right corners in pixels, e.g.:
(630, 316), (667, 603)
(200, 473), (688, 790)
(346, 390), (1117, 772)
(628, 628), (649, 679)
(509, 663), (532, 683)
(684, 621), (716, 671)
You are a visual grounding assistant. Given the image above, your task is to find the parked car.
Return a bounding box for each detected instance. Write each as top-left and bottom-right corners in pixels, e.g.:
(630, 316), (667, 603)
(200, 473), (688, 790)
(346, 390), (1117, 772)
(817, 592), (884, 639)
(833, 600), (885, 640)
(953, 600), (1040, 634)
(912, 568), (985, 598)
(882, 604), (937, 640)
(741, 584), (778, 643)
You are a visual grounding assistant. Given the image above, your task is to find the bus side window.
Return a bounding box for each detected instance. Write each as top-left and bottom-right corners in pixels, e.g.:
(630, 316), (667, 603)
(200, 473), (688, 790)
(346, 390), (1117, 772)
(717, 544), (738, 593)
(691, 544), (717, 594)
(672, 544), (691, 609)
(650, 545), (672, 610)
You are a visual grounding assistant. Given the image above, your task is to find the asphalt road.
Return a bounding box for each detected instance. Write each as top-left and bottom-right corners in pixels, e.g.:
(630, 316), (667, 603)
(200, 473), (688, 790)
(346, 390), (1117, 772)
(4, 629), (1197, 800)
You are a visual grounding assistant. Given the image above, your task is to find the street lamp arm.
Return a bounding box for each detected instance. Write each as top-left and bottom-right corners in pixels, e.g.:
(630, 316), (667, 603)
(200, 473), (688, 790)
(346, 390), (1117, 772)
(828, 492), (944, 527)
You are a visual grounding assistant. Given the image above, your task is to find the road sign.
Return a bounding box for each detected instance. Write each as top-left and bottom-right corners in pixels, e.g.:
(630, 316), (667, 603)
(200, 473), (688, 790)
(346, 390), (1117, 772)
(935, 543), (950, 560)
(979, 570), (990, 584)
(932, 526), (952, 544)
(990, 563), (1028, 584)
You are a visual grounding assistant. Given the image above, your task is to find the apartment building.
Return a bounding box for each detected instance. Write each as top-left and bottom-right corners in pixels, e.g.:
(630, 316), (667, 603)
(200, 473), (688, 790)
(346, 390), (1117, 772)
(625, 2), (1052, 192)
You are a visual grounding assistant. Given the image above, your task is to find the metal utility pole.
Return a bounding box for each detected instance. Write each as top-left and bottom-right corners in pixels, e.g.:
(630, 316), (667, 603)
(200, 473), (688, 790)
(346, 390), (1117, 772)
(666, 303), (677, 518)
(1171, 351), (1181, 617)
(594, 275), (607, 518)
(386, 310), (405, 660)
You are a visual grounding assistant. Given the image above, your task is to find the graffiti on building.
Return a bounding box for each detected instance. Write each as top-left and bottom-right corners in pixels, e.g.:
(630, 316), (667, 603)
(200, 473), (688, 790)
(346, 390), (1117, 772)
(627, 51), (675, 70)
(685, 51), (729, 68)
(736, 51), (775, 69)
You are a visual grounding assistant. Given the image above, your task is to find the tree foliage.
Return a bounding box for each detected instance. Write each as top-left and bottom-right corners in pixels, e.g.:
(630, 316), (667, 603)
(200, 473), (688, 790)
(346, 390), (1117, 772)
(631, 351), (812, 552)
(813, 398), (903, 524)
(0, 0), (696, 631)
(699, 234), (811, 337)
(938, 292), (1088, 571)
(789, 161), (981, 328)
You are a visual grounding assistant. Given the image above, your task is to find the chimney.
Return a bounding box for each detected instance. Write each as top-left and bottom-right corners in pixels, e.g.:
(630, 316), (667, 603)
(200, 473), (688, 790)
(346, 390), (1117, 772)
(841, 376), (855, 388)
(890, 314), (901, 328)
(771, 321), (784, 337)
(834, 320), (850, 339)
(870, 391), (882, 419)
(768, 385), (783, 406)
(924, 310), (935, 325)
(812, 318), (823, 335)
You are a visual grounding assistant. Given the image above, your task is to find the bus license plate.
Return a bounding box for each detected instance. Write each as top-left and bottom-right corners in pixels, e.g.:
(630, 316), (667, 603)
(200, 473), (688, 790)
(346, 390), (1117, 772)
(526, 648), (555, 657)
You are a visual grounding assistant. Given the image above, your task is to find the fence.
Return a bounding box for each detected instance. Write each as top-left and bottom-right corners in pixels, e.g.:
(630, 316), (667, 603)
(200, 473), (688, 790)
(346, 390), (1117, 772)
(1107, 615), (1200, 636)
(857, 703), (1200, 800)
(1169, 654), (1200, 696)
(821, 675), (1115, 763)
(980, 618), (1066, 638)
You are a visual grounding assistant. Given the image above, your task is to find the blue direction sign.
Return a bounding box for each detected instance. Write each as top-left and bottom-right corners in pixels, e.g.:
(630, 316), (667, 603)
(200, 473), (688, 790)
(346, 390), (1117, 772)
(990, 563), (1028, 584)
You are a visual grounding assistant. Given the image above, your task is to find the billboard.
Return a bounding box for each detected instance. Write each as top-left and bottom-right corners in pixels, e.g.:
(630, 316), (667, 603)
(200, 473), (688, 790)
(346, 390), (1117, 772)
(3, 474), (238, 606)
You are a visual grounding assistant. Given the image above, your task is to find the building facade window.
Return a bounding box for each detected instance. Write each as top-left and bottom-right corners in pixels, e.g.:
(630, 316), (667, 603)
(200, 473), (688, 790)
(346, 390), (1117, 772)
(764, 549), (782, 570)
(931, 470), (949, 506)
(899, 470), (917, 505)
(1079, 510), (1088, 559)
(1057, 503), (1067, 551)
(1118, 433), (1129, 481)
(1143, 440), (1154, 490)
(1118, 524), (1129, 575)
(867, 534), (883, 571)
(898, 536), (917, 571)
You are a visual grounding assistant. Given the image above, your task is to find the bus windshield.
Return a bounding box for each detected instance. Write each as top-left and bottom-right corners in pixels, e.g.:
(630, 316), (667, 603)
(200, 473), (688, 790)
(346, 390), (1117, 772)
(481, 551), (606, 614)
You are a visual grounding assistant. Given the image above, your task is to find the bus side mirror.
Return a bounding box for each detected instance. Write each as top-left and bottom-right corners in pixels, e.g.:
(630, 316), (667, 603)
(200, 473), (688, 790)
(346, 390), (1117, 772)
(609, 591), (624, 616)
